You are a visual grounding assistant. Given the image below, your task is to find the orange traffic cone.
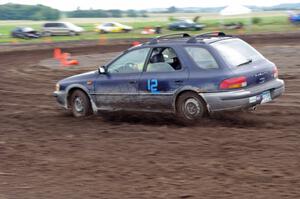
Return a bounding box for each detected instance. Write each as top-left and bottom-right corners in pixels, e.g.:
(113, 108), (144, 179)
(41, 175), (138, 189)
(99, 35), (107, 45)
(61, 52), (69, 66)
(53, 48), (62, 59)
(60, 52), (79, 67)
(132, 41), (140, 46)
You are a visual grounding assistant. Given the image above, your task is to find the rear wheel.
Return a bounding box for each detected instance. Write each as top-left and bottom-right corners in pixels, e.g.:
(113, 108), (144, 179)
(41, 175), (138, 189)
(176, 92), (207, 124)
(70, 90), (92, 117)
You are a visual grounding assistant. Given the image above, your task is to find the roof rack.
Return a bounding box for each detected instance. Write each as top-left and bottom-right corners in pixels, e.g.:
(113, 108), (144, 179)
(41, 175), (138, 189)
(148, 33), (191, 45)
(187, 31), (232, 43)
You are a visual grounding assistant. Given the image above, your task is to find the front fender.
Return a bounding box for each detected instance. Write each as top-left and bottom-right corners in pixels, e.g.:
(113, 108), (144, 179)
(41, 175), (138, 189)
(65, 84), (98, 114)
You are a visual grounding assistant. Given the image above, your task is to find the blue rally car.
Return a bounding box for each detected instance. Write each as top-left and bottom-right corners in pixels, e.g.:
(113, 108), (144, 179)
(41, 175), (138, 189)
(53, 32), (285, 123)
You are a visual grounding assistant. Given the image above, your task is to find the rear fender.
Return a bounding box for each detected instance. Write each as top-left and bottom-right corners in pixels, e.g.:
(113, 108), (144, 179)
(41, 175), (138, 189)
(172, 86), (210, 113)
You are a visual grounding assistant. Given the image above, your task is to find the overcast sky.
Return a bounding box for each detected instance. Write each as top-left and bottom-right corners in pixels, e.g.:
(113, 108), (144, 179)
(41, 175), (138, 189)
(1, 0), (299, 10)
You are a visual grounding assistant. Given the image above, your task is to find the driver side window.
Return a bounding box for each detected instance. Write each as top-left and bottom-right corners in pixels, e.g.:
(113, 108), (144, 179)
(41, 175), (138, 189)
(108, 48), (150, 74)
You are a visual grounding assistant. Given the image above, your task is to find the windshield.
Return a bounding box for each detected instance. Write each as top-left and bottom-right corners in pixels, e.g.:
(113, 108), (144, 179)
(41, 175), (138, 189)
(22, 27), (34, 32)
(212, 38), (264, 68)
(65, 22), (79, 29)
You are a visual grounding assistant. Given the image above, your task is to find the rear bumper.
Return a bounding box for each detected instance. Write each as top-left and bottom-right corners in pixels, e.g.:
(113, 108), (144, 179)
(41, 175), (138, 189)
(202, 79), (285, 112)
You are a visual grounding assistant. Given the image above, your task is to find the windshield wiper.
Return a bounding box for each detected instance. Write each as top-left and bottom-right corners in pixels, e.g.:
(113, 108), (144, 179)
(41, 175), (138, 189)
(237, 59), (252, 67)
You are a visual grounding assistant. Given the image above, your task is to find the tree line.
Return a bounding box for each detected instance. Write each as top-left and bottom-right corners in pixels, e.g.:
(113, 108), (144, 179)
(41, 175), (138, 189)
(0, 3), (148, 20)
(66, 9), (148, 18)
(0, 3), (60, 20)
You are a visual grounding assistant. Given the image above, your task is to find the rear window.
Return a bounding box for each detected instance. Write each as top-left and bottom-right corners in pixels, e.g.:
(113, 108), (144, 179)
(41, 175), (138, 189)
(185, 47), (219, 69)
(211, 38), (264, 68)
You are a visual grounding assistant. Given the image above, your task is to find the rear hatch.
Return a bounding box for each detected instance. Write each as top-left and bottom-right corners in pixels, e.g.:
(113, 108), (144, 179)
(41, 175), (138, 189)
(212, 38), (277, 89)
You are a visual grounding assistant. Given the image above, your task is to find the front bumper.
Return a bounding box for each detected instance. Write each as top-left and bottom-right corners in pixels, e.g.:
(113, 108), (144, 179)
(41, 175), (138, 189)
(53, 91), (67, 108)
(202, 79), (285, 112)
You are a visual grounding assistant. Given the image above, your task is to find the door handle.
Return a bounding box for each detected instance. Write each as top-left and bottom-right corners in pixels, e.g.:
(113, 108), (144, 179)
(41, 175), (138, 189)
(174, 80), (183, 84)
(129, 80), (137, 84)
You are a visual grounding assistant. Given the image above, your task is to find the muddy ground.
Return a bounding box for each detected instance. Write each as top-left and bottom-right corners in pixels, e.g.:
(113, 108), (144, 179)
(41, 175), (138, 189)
(0, 35), (300, 199)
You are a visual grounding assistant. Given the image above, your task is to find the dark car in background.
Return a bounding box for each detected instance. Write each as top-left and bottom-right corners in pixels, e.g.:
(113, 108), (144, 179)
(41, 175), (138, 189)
(168, 19), (205, 31)
(289, 13), (300, 24)
(11, 27), (41, 39)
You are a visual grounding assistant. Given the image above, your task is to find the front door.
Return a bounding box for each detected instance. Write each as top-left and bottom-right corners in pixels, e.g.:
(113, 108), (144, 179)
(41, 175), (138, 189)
(94, 47), (150, 111)
(138, 47), (189, 112)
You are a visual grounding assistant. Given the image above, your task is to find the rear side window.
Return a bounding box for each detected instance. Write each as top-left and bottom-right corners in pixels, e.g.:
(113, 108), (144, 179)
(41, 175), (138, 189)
(58, 23), (66, 28)
(44, 23), (52, 27)
(185, 47), (219, 69)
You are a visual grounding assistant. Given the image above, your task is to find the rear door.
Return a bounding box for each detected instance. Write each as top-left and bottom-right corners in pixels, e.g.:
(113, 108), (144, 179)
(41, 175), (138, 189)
(138, 46), (189, 111)
(48, 23), (61, 35)
(57, 23), (69, 35)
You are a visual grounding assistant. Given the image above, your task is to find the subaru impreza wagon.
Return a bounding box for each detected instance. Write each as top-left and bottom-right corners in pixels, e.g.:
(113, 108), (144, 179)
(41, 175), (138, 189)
(53, 32), (285, 123)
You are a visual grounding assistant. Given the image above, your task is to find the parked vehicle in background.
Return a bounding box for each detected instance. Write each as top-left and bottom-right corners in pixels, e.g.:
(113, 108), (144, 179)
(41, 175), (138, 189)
(96, 22), (133, 33)
(11, 27), (41, 39)
(168, 19), (205, 31)
(223, 22), (244, 30)
(289, 13), (300, 24)
(53, 32), (285, 124)
(42, 22), (84, 36)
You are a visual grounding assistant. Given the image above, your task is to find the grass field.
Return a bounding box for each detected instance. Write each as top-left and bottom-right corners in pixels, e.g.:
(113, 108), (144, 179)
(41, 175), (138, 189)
(0, 11), (299, 44)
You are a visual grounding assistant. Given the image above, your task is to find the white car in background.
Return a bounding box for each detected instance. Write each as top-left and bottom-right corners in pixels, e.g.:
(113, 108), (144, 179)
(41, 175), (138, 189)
(96, 22), (133, 33)
(42, 22), (84, 36)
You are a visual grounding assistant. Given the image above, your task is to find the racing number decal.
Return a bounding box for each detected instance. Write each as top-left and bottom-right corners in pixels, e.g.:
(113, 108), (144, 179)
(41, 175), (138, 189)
(147, 79), (160, 94)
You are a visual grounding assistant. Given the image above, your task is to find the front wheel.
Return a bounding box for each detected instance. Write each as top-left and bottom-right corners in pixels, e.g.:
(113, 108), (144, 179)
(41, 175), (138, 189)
(70, 90), (92, 117)
(43, 31), (52, 37)
(176, 92), (207, 125)
(123, 29), (131, 33)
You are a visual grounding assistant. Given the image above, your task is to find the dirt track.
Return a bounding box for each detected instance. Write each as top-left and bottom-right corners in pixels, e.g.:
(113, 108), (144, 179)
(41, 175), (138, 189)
(0, 35), (300, 199)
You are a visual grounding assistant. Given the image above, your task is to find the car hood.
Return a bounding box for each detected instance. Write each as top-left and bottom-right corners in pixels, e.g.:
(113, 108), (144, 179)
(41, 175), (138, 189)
(59, 71), (98, 85)
(70, 26), (84, 32)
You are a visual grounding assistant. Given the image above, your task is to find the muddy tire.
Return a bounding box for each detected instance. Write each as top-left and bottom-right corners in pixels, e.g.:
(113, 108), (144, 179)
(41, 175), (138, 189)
(176, 92), (207, 125)
(70, 90), (92, 117)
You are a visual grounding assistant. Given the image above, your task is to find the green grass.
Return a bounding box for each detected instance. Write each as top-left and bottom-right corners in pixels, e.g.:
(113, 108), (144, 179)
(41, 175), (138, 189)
(0, 12), (299, 44)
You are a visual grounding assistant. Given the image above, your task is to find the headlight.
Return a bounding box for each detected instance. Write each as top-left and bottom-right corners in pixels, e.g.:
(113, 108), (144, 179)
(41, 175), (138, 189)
(55, 83), (60, 91)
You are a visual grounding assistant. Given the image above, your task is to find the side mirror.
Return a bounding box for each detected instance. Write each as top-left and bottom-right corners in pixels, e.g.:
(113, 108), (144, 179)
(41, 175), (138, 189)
(98, 65), (107, 74)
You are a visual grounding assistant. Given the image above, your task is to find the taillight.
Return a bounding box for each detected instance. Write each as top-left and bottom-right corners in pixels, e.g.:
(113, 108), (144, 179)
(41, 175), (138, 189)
(220, 76), (247, 89)
(273, 67), (278, 78)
